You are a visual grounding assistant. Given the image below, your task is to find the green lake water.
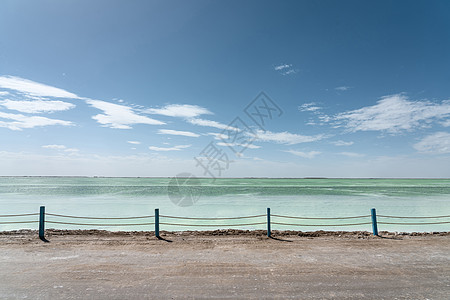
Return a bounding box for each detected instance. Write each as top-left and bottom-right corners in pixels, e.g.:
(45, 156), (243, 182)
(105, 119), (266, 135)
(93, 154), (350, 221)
(0, 177), (449, 232)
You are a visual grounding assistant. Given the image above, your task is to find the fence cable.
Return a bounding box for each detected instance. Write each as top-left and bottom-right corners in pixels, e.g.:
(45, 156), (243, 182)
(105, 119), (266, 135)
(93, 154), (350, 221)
(377, 214), (450, 219)
(0, 221), (39, 224)
(378, 221), (450, 225)
(0, 213), (39, 218)
(3, 211), (450, 228)
(46, 213), (155, 220)
(159, 222), (266, 227)
(159, 214), (265, 220)
(272, 221), (372, 227)
(46, 221), (155, 226)
(271, 214), (370, 220)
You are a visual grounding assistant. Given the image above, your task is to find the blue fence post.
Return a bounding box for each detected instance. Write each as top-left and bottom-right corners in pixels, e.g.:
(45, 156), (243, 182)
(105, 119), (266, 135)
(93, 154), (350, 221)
(371, 208), (378, 236)
(155, 208), (160, 238)
(39, 206), (45, 239)
(267, 207), (271, 237)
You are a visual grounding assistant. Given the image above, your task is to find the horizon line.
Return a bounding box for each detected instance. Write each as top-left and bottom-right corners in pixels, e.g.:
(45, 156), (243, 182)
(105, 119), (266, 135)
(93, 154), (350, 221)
(1, 176), (449, 180)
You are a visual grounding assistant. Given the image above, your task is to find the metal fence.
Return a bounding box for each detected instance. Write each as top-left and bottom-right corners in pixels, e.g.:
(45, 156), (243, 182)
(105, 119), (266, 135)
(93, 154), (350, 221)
(1, 207), (449, 240)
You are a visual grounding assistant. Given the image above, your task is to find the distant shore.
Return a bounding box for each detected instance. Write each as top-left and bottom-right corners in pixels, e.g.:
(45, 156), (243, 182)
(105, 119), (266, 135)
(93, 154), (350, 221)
(1, 175), (450, 179)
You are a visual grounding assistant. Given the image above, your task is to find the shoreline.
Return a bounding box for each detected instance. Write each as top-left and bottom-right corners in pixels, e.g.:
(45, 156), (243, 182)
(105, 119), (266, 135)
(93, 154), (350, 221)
(2, 228), (449, 238)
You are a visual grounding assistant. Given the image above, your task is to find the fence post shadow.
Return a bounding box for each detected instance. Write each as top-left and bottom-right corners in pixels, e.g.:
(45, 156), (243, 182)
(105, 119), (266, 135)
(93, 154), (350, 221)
(39, 236), (50, 243)
(375, 234), (403, 240)
(156, 235), (173, 243)
(269, 235), (293, 242)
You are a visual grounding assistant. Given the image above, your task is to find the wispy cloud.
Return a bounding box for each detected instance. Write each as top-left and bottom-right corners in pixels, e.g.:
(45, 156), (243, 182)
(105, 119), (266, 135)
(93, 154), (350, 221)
(188, 118), (239, 131)
(252, 129), (326, 145)
(42, 144), (79, 152)
(338, 152), (365, 157)
(86, 99), (165, 129)
(0, 76), (79, 130)
(208, 132), (260, 151)
(335, 86), (351, 91)
(335, 94), (450, 133)
(274, 64), (297, 75)
(414, 132), (450, 154)
(207, 132), (229, 140)
(299, 102), (333, 127)
(157, 129), (200, 137)
(284, 150), (321, 159)
(331, 140), (354, 146)
(146, 104), (212, 118)
(298, 102), (322, 112)
(42, 145), (66, 150)
(145, 104), (240, 133)
(217, 142), (260, 149)
(0, 76), (81, 99)
(0, 111), (73, 131)
(127, 141), (141, 145)
(0, 99), (75, 113)
(148, 144), (191, 151)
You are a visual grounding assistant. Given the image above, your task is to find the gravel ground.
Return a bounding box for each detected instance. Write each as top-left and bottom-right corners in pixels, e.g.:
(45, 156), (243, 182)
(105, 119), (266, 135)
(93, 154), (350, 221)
(0, 230), (449, 299)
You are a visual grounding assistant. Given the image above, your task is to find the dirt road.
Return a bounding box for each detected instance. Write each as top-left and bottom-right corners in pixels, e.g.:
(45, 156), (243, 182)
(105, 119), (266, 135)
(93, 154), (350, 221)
(0, 230), (449, 299)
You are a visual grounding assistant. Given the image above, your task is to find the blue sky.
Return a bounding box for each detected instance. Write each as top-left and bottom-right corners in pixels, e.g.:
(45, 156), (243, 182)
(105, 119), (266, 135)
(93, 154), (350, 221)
(1, 0), (449, 177)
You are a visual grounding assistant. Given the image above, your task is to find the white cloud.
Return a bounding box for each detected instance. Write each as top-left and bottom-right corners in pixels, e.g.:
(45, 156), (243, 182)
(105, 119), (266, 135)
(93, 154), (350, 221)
(274, 64), (292, 71)
(335, 94), (450, 133)
(148, 144), (191, 151)
(299, 102), (322, 112)
(207, 132), (229, 140)
(335, 86), (351, 91)
(217, 142), (260, 149)
(441, 119), (450, 127)
(300, 103), (334, 127)
(127, 141), (141, 145)
(284, 69), (297, 75)
(318, 114), (331, 123)
(284, 150), (321, 159)
(188, 118), (239, 131)
(332, 140), (354, 146)
(0, 76), (80, 99)
(274, 64), (297, 75)
(145, 104), (242, 133)
(146, 104), (212, 118)
(86, 99), (165, 129)
(42, 145), (79, 152)
(252, 129), (326, 145)
(414, 132), (450, 154)
(42, 145), (67, 150)
(0, 111), (73, 130)
(0, 91), (9, 96)
(0, 99), (75, 113)
(158, 129), (200, 137)
(339, 152), (365, 157)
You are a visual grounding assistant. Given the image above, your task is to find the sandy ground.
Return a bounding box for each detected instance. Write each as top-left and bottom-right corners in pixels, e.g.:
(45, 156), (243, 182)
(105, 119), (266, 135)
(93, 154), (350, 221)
(0, 230), (449, 299)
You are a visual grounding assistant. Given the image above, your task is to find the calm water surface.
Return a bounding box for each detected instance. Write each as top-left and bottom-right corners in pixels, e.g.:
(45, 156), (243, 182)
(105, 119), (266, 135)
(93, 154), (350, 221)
(0, 177), (449, 232)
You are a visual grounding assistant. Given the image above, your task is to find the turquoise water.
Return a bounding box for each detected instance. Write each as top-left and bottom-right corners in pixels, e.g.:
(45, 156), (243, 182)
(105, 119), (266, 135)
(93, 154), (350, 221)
(0, 177), (449, 232)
